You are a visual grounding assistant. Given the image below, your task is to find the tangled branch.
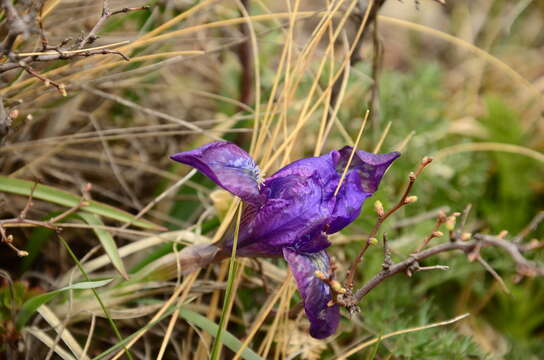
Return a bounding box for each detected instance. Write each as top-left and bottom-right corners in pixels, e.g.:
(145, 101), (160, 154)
(0, 1), (149, 96)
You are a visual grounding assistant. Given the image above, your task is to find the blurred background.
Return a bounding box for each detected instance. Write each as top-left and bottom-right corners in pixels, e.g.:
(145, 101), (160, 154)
(1, 0), (543, 358)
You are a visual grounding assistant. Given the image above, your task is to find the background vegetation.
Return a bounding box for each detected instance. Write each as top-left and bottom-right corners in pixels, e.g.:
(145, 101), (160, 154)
(1, 0), (543, 359)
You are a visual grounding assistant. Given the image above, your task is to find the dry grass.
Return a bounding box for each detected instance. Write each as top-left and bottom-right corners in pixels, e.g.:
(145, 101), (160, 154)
(1, 0), (543, 359)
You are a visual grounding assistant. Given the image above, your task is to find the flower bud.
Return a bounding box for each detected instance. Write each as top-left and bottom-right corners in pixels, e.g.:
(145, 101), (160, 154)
(330, 280), (346, 294)
(461, 232), (471, 241)
(369, 237), (378, 246)
(9, 109), (19, 119)
(83, 183), (93, 193)
(445, 216), (456, 231)
(314, 270), (327, 280)
(432, 231), (444, 238)
(374, 200), (384, 217)
(59, 83), (67, 97)
(404, 195), (418, 204)
(498, 230), (508, 239)
(17, 250), (29, 257)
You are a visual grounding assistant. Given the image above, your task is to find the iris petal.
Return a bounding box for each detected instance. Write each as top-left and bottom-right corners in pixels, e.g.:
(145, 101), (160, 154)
(327, 170), (371, 234)
(170, 142), (264, 205)
(283, 248), (340, 339)
(338, 147), (400, 193)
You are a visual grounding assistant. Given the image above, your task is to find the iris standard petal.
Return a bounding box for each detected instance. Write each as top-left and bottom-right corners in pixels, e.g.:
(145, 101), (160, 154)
(283, 248), (340, 339)
(170, 142), (264, 205)
(327, 170), (371, 234)
(338, 147), (400, 193)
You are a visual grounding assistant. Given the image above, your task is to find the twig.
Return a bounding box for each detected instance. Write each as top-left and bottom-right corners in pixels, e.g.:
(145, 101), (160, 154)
(459, 203), (472, 232)
(392, 206), (450, 229)
(19, 182), (38, 219)
(17, 63), (67, 96)
(0, 95), (16, 144)
(344, 156), (433, 288)
(346, 232), (544, 305)
(382, 233), (392, 271)
(0, 182), (93, 256)
(415, 210), (447, 252)
(476, 256), (509, 294)
(1, 0), (31, 55)
(473, 234), (544, 277)
(0, 46), (131, 74)
(78, 2), (150, 49)
(514, 211), (544, 243)
(0, 1), (142, 96)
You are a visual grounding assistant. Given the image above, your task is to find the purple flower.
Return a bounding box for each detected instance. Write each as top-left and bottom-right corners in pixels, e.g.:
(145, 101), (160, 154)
(170, 142), (399, 338)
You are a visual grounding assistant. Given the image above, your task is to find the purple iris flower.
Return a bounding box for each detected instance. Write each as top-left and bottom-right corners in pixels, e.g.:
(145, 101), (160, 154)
(170, 142), (399, 339)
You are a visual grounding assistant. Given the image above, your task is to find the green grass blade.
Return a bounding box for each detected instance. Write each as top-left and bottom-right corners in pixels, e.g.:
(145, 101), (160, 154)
(180, 308), (263, 360)
(76, 212), (129, 280)
(58, 235), (133, 360)
(0, 176), (162, 230)
(211, 203), (243, 360)
(15, 279), (112, 330)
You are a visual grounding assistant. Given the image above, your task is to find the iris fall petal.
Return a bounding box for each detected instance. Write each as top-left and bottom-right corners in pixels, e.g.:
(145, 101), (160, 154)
(170, 142), (264, 205)
(283, 247), (340, 339)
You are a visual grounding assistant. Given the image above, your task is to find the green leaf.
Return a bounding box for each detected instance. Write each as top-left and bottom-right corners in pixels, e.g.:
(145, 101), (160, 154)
(16, 279), (112, 330)
(0, 176), (162, 230)
(76, 212), (129, 280)
(179, 308), (263, 360)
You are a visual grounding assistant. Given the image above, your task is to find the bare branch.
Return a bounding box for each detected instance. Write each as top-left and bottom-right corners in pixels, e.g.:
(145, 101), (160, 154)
(1, 0), (31, 55)
(78, 2), (150, 49)
(345, 156), (433, 288)
(514, 211), (544, 243)
(347, 232), (544, 305)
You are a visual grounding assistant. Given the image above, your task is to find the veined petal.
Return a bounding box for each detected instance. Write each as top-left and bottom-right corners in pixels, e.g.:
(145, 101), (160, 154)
(283, 248), (340, 339)
(170, 142), (264, 205)
(338, 147), (400, 193)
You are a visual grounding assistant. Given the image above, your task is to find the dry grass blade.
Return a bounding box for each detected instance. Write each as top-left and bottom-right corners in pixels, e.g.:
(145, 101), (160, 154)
(24, 327), (77, 360)
(334, 110), (370, 196)
(37, 305), (88, 360)
(110, 271), (200, 360)
(233, 277), (291, 360)
(434, 142), (544, 163)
